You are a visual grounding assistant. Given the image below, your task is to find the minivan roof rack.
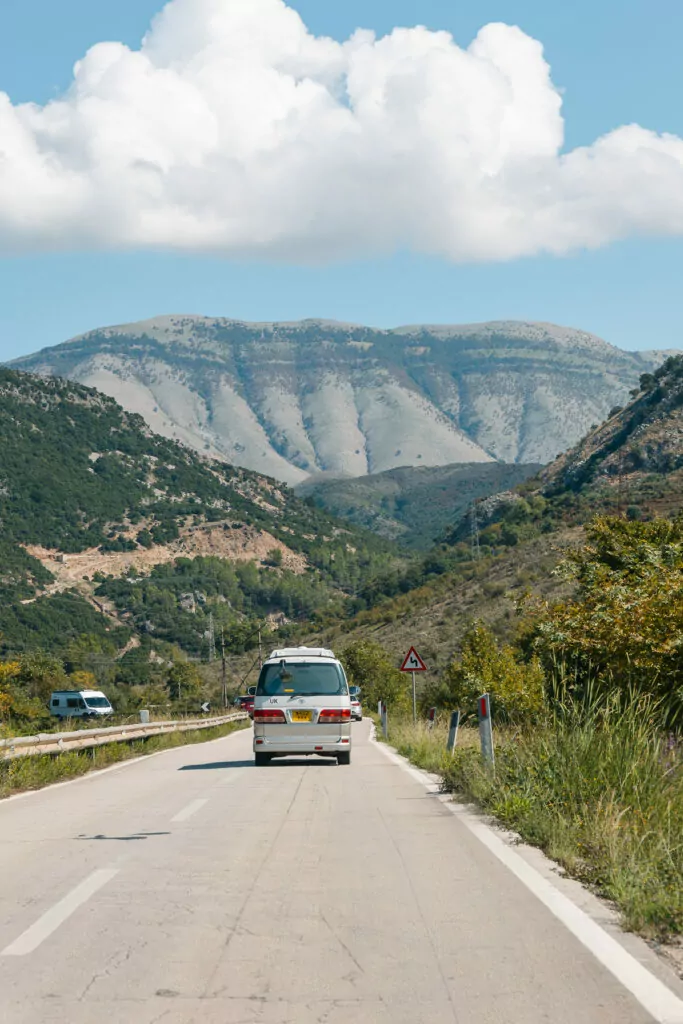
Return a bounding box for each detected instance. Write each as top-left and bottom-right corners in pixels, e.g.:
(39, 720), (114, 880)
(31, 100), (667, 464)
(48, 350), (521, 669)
(267, 646), (336, 660)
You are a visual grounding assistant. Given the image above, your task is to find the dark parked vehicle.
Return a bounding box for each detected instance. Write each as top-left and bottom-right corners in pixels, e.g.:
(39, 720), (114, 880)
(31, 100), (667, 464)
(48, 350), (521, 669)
(234, 694), (255, 718)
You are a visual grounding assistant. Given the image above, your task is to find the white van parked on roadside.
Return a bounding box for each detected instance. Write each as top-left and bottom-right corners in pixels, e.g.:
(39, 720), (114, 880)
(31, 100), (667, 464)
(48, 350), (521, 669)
(49, 690), (113, 720)
(253, 647), (352, 766)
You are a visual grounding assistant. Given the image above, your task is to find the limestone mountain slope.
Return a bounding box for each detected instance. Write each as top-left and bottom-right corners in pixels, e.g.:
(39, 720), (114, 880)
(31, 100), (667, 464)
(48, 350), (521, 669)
(12, 316), (673, 485)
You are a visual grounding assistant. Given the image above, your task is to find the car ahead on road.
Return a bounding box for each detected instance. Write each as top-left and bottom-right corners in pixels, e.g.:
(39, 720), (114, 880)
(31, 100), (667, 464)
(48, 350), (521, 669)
(253, 647), (352, 766)
(234, 694), (255, 718)
(350, 696), (362, 721)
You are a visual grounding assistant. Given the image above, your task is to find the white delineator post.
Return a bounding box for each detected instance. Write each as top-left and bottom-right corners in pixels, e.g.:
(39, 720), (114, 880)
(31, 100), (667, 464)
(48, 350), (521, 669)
(478, 693), (495, 765)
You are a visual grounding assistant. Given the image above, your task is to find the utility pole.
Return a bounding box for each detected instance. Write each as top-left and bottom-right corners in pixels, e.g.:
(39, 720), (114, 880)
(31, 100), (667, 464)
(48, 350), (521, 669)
(208, 612), (216, 662)
(220, 627), (228, 708)
(470, 503), (481, 561)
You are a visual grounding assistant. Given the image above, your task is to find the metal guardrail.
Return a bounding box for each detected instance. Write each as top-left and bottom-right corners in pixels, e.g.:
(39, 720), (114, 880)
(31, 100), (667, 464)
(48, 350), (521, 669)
(0, 713), (249, 760)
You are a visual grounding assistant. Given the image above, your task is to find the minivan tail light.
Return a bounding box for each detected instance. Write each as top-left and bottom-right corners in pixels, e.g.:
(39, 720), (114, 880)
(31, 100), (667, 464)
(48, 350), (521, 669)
(253, 708), (286, 724)
(318, 709), (351, 724)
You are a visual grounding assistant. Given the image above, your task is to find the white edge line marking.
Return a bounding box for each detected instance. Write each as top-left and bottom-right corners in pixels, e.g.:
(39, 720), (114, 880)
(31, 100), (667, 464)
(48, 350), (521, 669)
(171, 798), (209, 823)
(2, 868), (119, 957)
(373, 732), (683, 1024)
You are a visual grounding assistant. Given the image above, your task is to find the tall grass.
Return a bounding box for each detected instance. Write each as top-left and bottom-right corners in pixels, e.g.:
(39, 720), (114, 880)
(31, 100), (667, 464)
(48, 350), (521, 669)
(0, 720), (248, 800)
(380, 717), (480, 774)
(384, 701), (683, 941)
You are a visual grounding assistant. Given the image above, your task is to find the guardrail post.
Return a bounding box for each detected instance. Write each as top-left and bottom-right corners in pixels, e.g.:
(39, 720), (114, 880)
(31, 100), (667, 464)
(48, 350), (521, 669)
(447, 710), (460, 753)
(477, 693), (494, 765)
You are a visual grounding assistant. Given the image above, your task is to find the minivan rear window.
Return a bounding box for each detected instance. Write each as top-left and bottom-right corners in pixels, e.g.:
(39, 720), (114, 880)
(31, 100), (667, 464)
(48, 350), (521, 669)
(256, 662), (347, 697)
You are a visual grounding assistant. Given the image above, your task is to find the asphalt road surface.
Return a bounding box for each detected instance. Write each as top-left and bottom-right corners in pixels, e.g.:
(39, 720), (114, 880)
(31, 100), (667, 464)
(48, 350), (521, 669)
(1, 722), (682, 1023)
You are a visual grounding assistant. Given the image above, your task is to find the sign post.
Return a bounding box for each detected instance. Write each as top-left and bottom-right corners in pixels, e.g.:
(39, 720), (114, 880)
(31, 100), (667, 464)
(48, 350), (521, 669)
(400, 647), (428, 724)
(447, 710), (460, 753)
(478, 693), (495, 765)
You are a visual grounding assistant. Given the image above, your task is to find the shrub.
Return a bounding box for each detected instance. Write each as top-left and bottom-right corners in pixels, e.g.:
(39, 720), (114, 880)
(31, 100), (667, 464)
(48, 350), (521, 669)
(427, 622), (545, 724)
(534, 514), (683, 724)
(340, 639), (411, 713)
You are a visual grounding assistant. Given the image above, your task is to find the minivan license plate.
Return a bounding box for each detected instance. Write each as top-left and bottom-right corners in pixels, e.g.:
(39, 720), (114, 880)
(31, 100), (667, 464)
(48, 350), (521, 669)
(291, 710), (312, 722)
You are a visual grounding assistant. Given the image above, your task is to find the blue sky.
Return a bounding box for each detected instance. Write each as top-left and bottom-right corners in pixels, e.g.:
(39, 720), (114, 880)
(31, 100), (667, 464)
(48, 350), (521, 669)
(1, 0), (682, 358)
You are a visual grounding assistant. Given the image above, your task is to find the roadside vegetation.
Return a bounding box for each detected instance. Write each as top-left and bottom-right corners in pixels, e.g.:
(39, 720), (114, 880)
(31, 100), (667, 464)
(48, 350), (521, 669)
(0, 644), (250, 737)
(0, 718), (248, 800)
(379, 703), (682, 941)
(360, 513), (683, 941)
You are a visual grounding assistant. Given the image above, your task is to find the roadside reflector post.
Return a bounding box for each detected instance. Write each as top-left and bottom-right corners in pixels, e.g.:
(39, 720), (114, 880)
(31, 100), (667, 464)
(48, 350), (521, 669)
(447, 710), (461, 753)
(378, 701), (383, 717)
(478, 693), (494, 765)
(382, 702), (388, 739)
(427, 707), (436, 730)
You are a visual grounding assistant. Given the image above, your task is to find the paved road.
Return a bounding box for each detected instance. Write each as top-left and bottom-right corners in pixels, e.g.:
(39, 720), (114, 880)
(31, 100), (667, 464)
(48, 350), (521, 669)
(0, 723), (680, 1023)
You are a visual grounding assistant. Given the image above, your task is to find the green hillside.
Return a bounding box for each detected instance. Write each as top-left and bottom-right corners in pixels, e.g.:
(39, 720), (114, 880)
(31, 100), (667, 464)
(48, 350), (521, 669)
(297, 462), (543, 548)
(0, 368), (398, 665)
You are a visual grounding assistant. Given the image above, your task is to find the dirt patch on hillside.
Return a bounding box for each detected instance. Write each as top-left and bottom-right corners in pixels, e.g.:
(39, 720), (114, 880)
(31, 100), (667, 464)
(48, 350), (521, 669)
(25, 522), (307, 595)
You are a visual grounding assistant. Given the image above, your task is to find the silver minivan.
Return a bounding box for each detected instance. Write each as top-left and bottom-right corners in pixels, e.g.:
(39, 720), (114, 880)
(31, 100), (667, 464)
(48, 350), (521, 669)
(253, 647), (352, 766)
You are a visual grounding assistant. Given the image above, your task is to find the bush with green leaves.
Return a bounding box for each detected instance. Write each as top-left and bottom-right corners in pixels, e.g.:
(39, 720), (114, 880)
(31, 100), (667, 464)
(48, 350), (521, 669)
(533, 514), (683, 725)
(339, 639), (411, 713)
(423, 621), (545, 724)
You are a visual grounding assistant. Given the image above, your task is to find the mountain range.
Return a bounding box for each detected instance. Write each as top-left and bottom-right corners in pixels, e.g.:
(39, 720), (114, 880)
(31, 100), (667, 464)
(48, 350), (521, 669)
(12, 316), (674, 485)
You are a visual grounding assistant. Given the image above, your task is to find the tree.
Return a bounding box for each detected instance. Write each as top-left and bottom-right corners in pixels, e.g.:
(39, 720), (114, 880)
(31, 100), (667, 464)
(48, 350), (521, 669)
(266, 547), (283, 568)
(426, 622), (545, 723)
(167, 661), (202, 702)
(533, 514), (683, 723)
(0, 661), (20, 721)
(69, 670), (98, 690)
(340, 640), (410, 713)
(17, 652), (67, 702)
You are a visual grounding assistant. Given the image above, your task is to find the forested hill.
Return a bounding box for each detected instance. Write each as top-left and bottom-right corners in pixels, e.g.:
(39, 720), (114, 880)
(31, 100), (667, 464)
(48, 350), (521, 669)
(0, 368), (396, 658)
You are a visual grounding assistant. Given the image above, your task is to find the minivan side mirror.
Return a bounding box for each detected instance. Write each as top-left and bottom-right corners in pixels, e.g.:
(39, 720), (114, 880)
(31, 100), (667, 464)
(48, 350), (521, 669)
(247, 686), (256, 696)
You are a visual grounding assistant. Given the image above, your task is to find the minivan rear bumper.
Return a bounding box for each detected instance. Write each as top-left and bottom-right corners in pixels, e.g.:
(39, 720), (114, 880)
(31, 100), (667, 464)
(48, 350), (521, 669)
(253, 737), (351, 756)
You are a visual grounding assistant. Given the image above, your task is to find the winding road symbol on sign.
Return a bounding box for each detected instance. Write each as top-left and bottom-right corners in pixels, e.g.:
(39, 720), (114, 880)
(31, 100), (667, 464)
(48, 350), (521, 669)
(400, 647), (427, 673)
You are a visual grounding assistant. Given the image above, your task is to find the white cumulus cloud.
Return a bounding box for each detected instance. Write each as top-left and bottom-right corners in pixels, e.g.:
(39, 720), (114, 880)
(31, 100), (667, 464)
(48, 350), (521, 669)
(1, 0), (683, 261)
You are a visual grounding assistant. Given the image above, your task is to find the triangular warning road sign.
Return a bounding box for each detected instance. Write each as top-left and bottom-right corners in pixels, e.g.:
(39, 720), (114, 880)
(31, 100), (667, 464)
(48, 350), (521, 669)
(400, 647), (427, 672)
